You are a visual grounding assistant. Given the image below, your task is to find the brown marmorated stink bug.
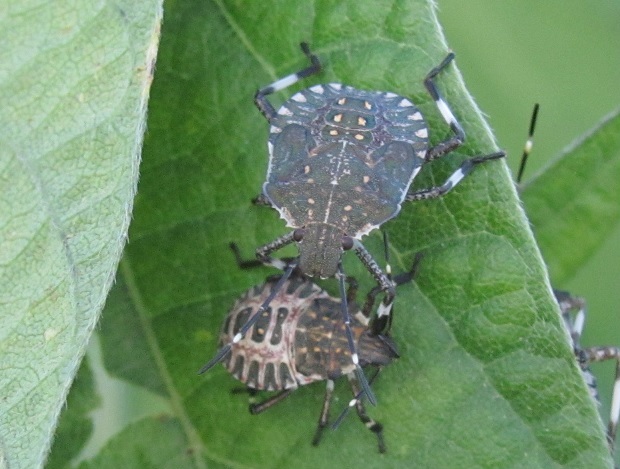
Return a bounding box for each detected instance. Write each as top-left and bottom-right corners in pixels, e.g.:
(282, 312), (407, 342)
(213, 246), (421, 452)
(202, 43), (504, 404)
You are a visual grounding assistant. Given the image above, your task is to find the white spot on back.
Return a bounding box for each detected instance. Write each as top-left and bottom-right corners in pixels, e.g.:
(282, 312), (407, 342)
(291, 92), (307, 103)
(415, 128), (428, 138)
(329, 83), (343, 90)
(409, 111), (423, 121)
(384, 92), (398, 98)
(310, 84), (325, 94)
(277, 106), (293, 116)
(398, 99), (413, 107)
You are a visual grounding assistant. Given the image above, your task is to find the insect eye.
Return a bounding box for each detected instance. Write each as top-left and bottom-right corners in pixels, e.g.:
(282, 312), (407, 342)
(293, 229), (305, 242)
(341, 236), (354, 250)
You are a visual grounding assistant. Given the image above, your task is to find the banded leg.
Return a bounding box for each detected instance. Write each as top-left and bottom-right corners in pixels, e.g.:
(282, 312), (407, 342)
(255, 230), (299, 271)
(405, 151), (504, 202)
(516, 103), (540, 184)
(366, 251), (424, 336)
(347, 372), (386, 453)
(312, 380), (336, 446)
(352, 239), (396, 327)
(337, 262), (376, 406)
(556, 290), (620, 452)
(408, 52), (505, 202)
(254, 42), (322, 122)
(423, 52), (466, 161)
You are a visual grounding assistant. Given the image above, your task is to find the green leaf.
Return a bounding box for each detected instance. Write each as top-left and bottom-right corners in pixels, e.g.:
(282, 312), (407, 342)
(0, 2), (163, 468)
(52, 1), (613, 468)
(520, 110), (620, 283)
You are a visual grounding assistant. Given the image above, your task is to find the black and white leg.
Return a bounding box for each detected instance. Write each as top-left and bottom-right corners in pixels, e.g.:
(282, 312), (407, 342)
(336, 262), (377, 406)
(405, 152), (504, 202)
(352, 239), (396, 332)
(555, 290), (620, 452)
(406, 52), (505, 202)
(516, 103), (540, 184)
(366, 251), (424, 336)
(254, 42), (322, 122)
(347, 372), (386, 453)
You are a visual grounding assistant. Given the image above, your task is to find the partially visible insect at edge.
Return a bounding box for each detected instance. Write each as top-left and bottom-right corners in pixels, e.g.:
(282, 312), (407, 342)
(200, 42), (505, 405)
(216, 246), (421, 452)
(519, 105), (620, 455)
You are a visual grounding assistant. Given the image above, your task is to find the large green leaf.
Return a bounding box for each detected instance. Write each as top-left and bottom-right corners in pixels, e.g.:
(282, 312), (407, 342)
(49, 1), (614, 468)
(0, 1), (163, 468)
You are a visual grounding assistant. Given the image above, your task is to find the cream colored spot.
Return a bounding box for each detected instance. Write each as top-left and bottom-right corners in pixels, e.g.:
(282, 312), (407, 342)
(363, 175), (370, 183)
(344, 205), (352, 211)
(354, 134), (364, 140)
(333, 113), (343, 123)
(338, 97), (346, 105)
(330, 129), (338, 136)
(358, 116), (367, 126)
(308, 198), (315, 204)
(364, 101), (372, 110)
(304, 165), (311, 174)
(308, 209), (314, 217)
(307, 178), (315, 184)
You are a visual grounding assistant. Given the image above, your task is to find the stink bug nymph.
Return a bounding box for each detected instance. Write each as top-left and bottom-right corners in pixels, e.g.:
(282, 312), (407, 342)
(216, 246), (420, 452)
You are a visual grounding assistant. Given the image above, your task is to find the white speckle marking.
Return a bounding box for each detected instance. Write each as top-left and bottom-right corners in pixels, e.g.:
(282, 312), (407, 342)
(291, 92), (307, 103)
(415, 128), (429, 138)
(352, 353), (359, 365)
(233, 332), (243, 343)
(277, 106), (293, 116)
(329, 83), (343, 91)
(398, 99), (413, 107)
(410, 111), (423, 121)
(384, 92), (397, 98)
(310, 84), (325, 94)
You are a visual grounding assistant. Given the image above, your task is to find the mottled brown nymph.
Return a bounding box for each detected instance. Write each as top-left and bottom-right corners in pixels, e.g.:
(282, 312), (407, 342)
(219, 275), (398, 452)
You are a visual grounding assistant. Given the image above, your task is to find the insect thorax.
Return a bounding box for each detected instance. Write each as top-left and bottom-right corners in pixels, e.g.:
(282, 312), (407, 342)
(297, 223), (343, 278)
